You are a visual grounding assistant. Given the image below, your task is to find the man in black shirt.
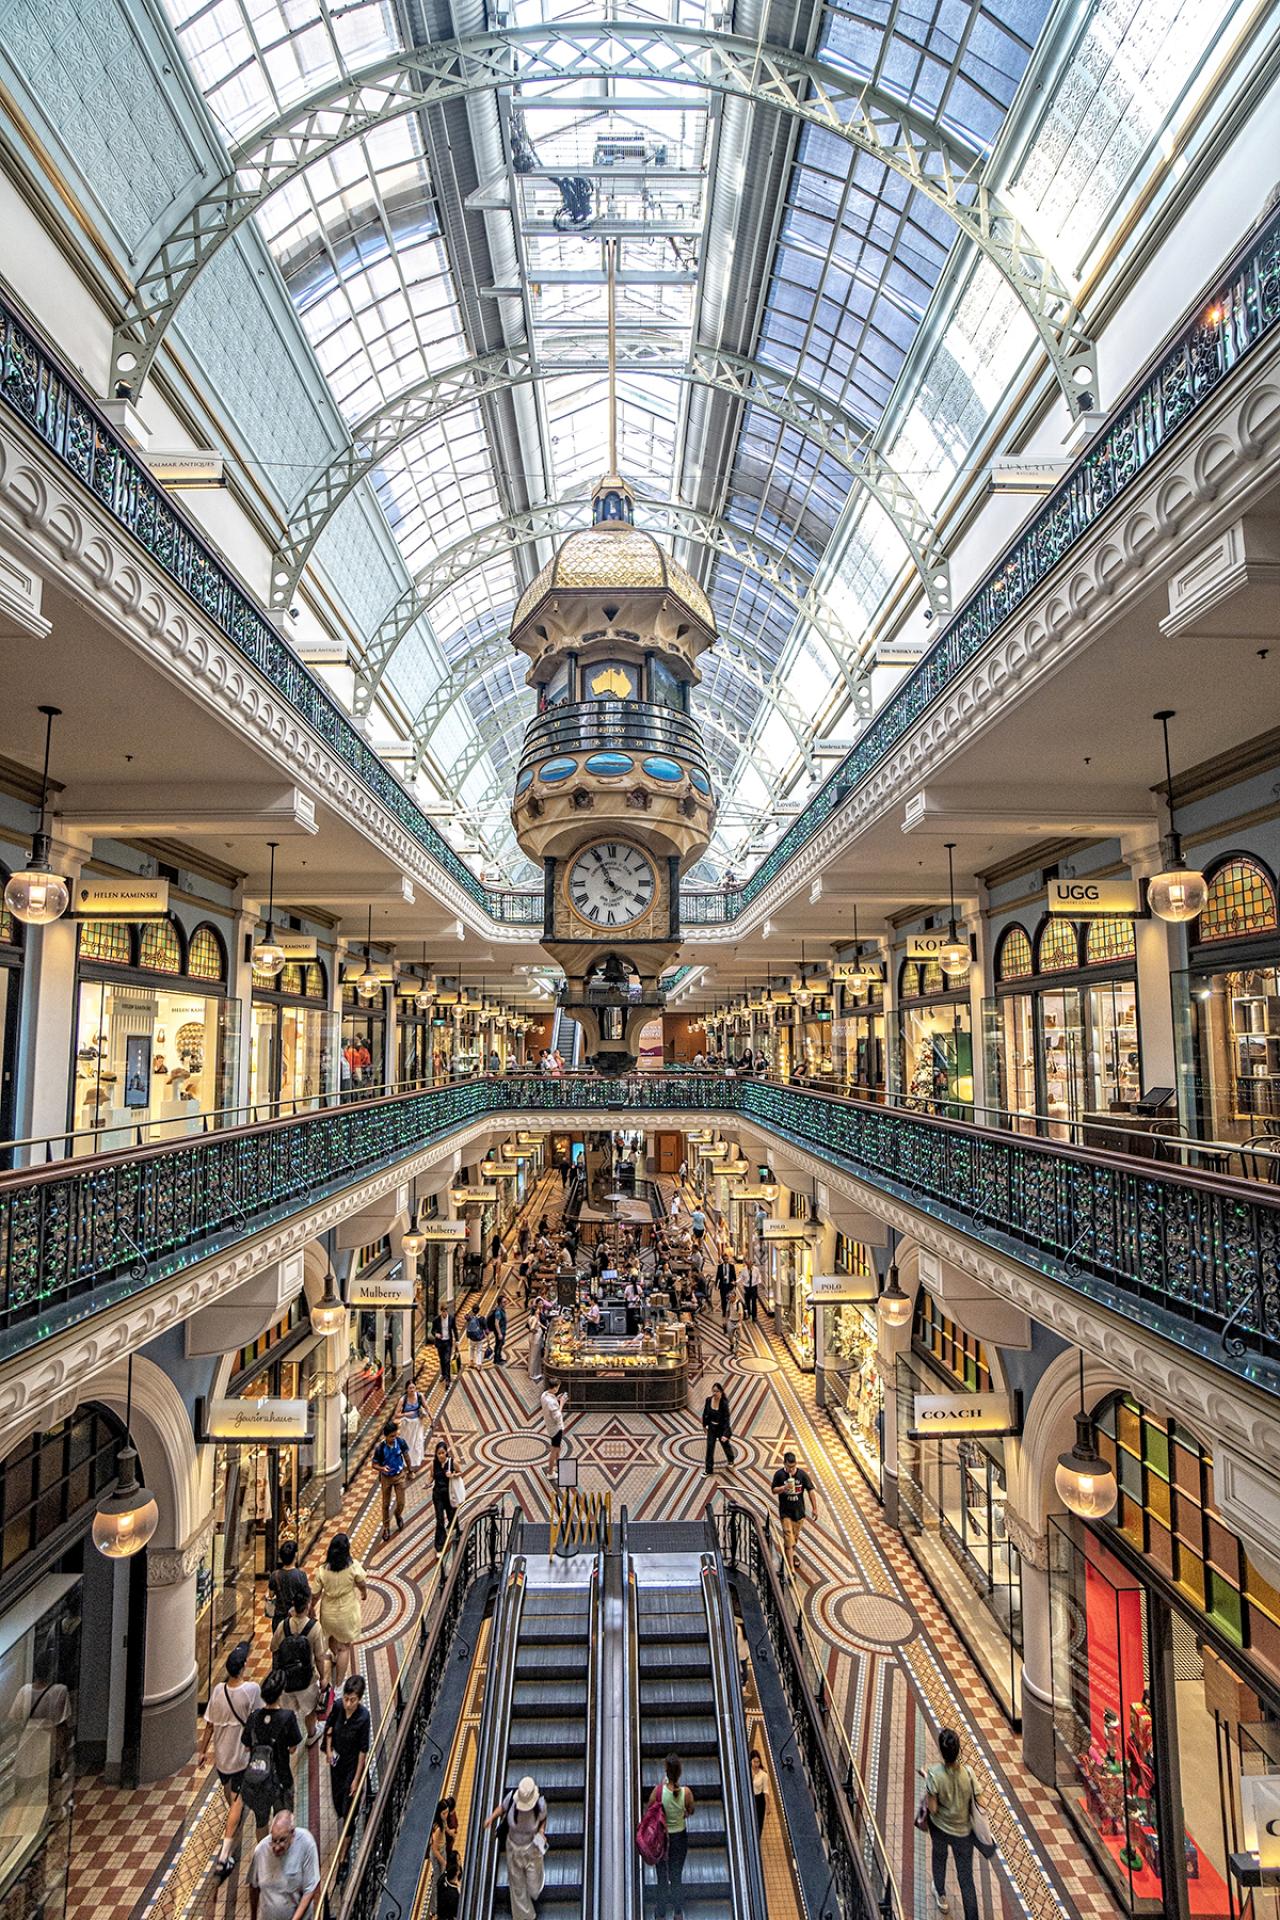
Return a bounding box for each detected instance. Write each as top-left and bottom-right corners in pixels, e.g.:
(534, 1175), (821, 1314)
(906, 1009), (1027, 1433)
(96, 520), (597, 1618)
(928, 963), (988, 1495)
(432, 1307), (457, 1388)
(770, 1450), (819, 1576)
(714, 1256), (736, 1319)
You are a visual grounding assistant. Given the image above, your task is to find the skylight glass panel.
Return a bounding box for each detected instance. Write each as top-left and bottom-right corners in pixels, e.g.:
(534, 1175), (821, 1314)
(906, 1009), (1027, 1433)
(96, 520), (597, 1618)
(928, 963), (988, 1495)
(430, 568), (520, 665)
(709, 562), (799, 676)
(372, 405), (502, 577)
(163, 0), (402, 142)
(544, 376), (678, 498)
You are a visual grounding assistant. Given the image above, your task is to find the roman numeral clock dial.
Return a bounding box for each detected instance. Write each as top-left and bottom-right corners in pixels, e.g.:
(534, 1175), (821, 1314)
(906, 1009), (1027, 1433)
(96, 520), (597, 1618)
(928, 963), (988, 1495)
(565, 842), (656, 929)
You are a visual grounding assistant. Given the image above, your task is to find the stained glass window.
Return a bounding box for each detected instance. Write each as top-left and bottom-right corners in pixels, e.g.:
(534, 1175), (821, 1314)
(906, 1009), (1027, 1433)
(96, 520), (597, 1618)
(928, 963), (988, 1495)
(1093, 1394), (1280, 1682)
(304, 963), (327, 1000)
(920, 961), (946, 997)
(79, 921), (132, 966)
(1199, 857), (1278, 944)
(188, 925), (227, 983)
(0, 1406), (125, 1579)
(996, 925), (1033, 981)
(138, 919), (183, 975)
(914, 1291), (991, 1393)
(1037, 920), (1081, 973)
(0, 900), (16, 945)
(1085, 919), (1136, 965)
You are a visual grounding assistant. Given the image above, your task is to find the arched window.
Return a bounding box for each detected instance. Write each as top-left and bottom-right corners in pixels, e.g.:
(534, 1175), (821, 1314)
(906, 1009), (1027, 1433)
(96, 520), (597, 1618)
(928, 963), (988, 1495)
(995, 925), (1033, 982)
(1198, 856), (1278, 944)
(1037, 919), (1081, 973)
(187, 923), (227, 984)
(138, 917), (183, 975)
(899, 961), (922, 1000)
(914, 1291), (991, 1391)
(79, 920), (133, 966)
(1085, 918), (1136, 965)
(304, 962), (326, 1000)
(920, 960), (946, 996)
(0, 1405), (126, 1580)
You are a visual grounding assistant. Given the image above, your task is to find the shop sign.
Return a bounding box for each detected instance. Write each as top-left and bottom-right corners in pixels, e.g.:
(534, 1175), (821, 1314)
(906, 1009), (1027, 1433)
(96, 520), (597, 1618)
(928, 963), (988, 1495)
(274, 932), (318, 960)
(910, 1391), (1020, 1438)
(342, 962), (395, 983)
(1240, 1775), (1280, 1869)
(808, 1270), (879, 1304)
(907, 931), (965, 960)
(451, 1185), (498, 1202)
(697, 1141), (729, 1157)
(484, 1163), (520, 1178)
(419, 1221), (468, 1242)
(207, 1397), (310, 1442)
(347, 1274), (415, 1308)
(737, 1186), (777, 1201)
(76, 876), (170, 918)
(762, 1219), (813, 1241)
(1045, 875), (1141, 917)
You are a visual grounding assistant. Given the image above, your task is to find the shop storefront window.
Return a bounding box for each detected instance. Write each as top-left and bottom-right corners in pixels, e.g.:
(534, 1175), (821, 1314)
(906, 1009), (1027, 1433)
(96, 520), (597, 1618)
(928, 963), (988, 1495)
(896, 963), (973, 1116)
(73, 919), (237, 1144)
(1051, 1391), (1280, 1920)
(821, 1240), (883, 1492)
(897, 1298), (1021, 1718)
(1173, 860), (1280, 1142)
(341, 983), (386, 1092)
(251, 961), (334, 1109)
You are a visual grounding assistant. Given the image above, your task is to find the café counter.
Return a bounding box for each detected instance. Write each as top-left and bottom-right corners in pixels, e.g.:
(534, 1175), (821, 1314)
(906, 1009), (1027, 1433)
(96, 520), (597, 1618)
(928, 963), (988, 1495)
(544, 1325), (687, 1410)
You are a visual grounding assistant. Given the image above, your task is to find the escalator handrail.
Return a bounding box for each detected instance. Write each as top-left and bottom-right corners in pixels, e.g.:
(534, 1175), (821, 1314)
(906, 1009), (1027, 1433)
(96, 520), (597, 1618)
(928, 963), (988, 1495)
(584, 1542), (606, 1920)
(459, 1544), (530, 1920)
(699, 1549), (771, 1920)
(619, 1508), (644, 1920)
(715, 1500), (901, 1920)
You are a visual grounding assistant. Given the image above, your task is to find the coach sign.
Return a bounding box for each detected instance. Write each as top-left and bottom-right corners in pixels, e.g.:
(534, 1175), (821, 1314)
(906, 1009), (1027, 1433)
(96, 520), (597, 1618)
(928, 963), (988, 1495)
(910, 1391), (1020, 1438)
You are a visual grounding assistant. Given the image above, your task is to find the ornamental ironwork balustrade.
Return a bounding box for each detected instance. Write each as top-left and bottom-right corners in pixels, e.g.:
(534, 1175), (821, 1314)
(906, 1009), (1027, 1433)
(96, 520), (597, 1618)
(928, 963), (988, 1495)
(0, 1076), (1277, 1400)
(1, 198), (1276, 932)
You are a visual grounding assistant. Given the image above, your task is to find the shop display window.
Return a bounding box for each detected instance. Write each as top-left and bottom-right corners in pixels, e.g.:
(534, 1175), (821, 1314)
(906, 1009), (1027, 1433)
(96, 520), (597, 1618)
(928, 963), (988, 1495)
(251, 961), (334, 1108)
(1177, 964), (1280, 1136)
(0, 1575), (81, 1920)
(74, 922), (236, 1144)
(987, 916), (1140, 1138)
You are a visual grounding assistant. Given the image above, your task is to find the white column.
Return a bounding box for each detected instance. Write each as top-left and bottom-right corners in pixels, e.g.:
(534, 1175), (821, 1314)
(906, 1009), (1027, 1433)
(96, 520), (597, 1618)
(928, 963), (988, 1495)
(13, 833), (88, 1154)
(876, 1300), (911, 1530)
(140, 1522), (211, 1782)
(385, 983), (400, 1090)
(228, 903), (257, 1111)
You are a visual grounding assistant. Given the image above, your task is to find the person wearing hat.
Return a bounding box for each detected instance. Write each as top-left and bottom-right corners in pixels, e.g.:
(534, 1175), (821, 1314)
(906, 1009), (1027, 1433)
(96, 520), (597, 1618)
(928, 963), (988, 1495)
(483, 1774), (547, 1920)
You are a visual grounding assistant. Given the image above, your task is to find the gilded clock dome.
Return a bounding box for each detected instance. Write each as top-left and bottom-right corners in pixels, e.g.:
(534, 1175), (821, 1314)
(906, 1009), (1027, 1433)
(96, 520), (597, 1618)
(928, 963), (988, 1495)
(510, 481), (715, 642)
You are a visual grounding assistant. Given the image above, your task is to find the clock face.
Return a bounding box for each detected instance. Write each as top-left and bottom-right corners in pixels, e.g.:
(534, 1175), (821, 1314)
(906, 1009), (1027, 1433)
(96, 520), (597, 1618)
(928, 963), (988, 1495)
(565, 842), (656, 930)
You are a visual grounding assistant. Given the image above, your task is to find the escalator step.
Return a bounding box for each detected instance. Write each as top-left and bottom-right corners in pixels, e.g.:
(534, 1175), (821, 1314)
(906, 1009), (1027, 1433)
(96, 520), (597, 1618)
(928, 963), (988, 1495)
(638, 1716), (719, 1752)
(505, 1761), (585, 1794)
(641, 1643), (712, 1669)
(516, 1646), (588, 1671)
(639, 1680), (716, 1711)
(508, 1720), (590, 1753)
(496, 1851), (584, 1891)
(511, 1681), (590, 1711)
(635, 1759), (723, 1792)
(521, 1591), (591, 1616)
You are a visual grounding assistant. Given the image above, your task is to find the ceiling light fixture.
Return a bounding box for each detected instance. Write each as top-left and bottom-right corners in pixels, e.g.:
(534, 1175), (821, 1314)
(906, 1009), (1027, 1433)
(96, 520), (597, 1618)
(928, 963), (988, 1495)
(92, 1354), (159, 1559)
(1148, 710), (1208, 924)
(5, 706), (71, 927)
(252, 840), (287, 977)
(310, 1233), (347, 1335)
(938, 843), (971, 979)
(357, 906), (380, 1002)
(876, 1264), (912, 1328)
(1055, 1352), (1118, 1519)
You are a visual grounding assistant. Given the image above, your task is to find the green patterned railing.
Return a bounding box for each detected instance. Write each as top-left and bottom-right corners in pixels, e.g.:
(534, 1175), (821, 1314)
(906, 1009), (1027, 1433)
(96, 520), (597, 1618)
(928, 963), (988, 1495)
(2, 201), (1276, 932)
(2, 1075), (1277, 1394)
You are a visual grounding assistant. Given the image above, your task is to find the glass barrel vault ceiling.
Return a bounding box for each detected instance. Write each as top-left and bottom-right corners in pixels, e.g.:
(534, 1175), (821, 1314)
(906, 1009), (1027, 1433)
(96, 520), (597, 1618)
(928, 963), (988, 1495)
(162, 0), (1237, 882)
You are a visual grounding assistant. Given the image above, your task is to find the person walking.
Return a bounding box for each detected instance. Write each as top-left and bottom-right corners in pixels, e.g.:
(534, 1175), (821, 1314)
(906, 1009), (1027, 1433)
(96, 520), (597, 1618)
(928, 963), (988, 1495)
(237, 1671), (302, 1842)
(487, 1294), (508, 1365)
(429, 1797), (461, 1912)
(529, 1308), (546, 1384)
(432, 1306), (457, 1388)
(464, 1306), (486, 1368)
(247, 1810), (320, 1920)
(690, 1204), (706, 1243)
(313, 1533), (368, 1685)
(714, 1254), (736, 1319)
(270, 1595), (328, 1747)
(541, 1383), (568, 1476)
(702, 1381), (735, 1474)
(373, 1418), (411, 1541)
(321, 1675), (370, 1821)
(266, 1542), (310, 1631)
(399, 1379), (427, 1477)
(750, 1748), (769, 1836)
(742, 1262), (760, 1324)
(435, 1853), (462, 1919)
(924, 1729), (980, 1920)
(430, 1437), (457, 1554)
(202, 1642), (261, 1878)
(725, 1288), (744, 1357)
(648, 1752), (694, 1920)
(771, 1450), (819, 1576)
(483, 1776), (547, 1920)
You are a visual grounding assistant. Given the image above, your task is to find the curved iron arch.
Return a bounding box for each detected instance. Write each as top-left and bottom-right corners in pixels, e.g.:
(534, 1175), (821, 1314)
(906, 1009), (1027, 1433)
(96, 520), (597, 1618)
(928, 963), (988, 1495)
(269, 343), (948, 614)
(110, 25), (1096, 415)
(356, 497), (874, 723)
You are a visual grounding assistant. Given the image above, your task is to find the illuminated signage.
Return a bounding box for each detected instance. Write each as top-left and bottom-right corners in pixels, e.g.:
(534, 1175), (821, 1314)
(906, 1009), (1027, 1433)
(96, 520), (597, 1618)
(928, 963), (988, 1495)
(910, 1391), (1019, 1438)
(274, 932), (319, 960)
(737, 1186), (777, 1202)
(451, 1185), (498, 1202)
(762, 1219), (813, 1241)
(346, 1274), (415, 1308)
(907, 931), (966, 960)
(207, 1397), (310, 1442)
(807, 1271), (879, 1304)
(419, 1221), (468, 1242)
(1045, 876), (1141, 917)
(76, 877), (170, 918)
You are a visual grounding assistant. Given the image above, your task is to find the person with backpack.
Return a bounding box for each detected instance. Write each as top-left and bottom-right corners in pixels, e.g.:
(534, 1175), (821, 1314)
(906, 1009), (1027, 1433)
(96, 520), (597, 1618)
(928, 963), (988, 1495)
(235, 1671), (302, 1850)
(486, 1295), (508, 1366)
(266, 1542), (310, 1631)
(647, 1751), (694, 1920)
(373, 1418), (410, 1542)
(270, 1596), (328, 1746)
(202, 1642), (261, 1878)
(464, 1306), (486, 1368)
(313, 1533), (368, 1685)
(482, 1775), (547, 1920)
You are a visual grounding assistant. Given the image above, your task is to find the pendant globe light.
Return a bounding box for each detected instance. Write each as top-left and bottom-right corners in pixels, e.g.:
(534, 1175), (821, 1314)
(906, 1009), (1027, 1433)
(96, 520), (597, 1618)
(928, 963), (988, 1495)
(401, 1194), (426, 1262)
(92, 1355), (159, 1559)
(310, 1230), (347, 1334)
(356, 906), (380, 1002)
(252, 841), (287, 977)
(415, 943), (435, 1011)
(5, 706), (71, 927)
(1055, 1353), (1118, 1520)
(877, 1262), (912, 1329)
(845, 905), (874, 989)
(1148, 710), (1208, 924)
(792, 943), (812, 1007)
(938, 844), (971, 979)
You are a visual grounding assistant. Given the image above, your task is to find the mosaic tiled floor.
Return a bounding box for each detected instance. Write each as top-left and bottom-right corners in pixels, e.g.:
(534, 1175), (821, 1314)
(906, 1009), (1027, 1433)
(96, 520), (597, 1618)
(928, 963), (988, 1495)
(66, 1175), (1120, 1920)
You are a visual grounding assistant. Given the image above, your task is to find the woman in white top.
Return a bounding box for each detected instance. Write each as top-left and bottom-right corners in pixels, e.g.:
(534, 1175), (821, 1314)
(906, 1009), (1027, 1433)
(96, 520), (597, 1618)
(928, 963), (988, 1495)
(200, 1642), (262, 1875)
(399, 1380), (427, 1475)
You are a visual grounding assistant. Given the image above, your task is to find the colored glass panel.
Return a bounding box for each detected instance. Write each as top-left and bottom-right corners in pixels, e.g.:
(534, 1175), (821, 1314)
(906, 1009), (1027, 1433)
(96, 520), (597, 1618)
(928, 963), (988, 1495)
(188, 924), (227, 983)
(1199, 857), (1278, 943)
(138, 919), (183, 975)
(78, 920), (132, 966)
(996, 925), (1033, 981)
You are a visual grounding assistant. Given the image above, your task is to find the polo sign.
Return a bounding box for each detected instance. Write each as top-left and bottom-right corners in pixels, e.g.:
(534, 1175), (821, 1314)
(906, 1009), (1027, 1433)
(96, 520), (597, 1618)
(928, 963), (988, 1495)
(911, 1391), (1019, 1437)
(808, 1271), (879, 1304)
(1046, 876), (1140, 917)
